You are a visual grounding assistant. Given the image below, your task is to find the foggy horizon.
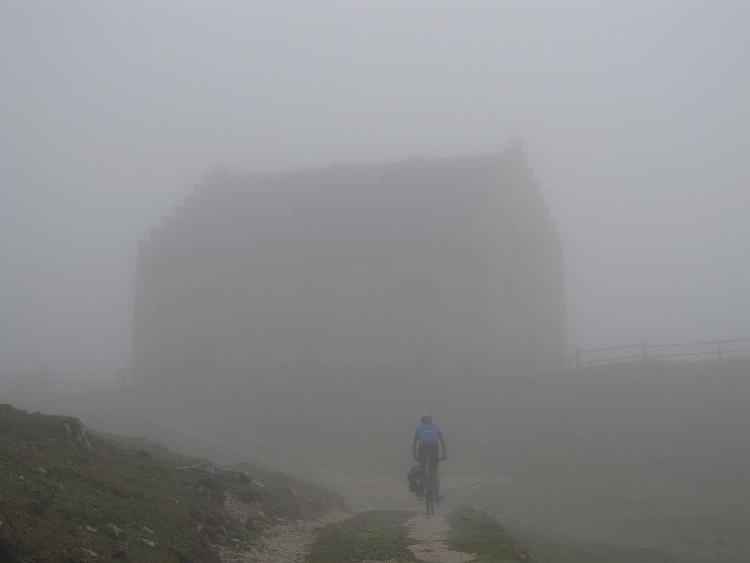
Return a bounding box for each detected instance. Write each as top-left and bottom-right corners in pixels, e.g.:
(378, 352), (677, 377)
(1, 1), (748, 374)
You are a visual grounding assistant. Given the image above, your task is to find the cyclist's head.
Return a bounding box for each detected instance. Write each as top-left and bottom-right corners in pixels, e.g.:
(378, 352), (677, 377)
(420, 415), (432, 424)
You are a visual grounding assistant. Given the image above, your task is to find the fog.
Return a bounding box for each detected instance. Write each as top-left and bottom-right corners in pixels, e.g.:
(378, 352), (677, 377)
(1, 1), (747, 375)
(1, 5), (749, 561)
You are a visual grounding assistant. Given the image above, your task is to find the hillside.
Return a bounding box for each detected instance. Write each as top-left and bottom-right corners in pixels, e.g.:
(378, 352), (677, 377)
(4, 357), (749, 562)
(0, 404), (344, 562)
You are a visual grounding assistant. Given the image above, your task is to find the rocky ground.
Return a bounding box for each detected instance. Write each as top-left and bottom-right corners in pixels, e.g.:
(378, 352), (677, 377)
(219, 495), (478, 563)
(218, 493), (348, 563)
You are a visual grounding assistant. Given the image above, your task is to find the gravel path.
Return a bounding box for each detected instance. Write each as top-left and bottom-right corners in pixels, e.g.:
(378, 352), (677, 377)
(218, 489), (475, 563)
(218, 496), (347, 563)
(217, 510), (477, 563)
(406, 514), (476, 563)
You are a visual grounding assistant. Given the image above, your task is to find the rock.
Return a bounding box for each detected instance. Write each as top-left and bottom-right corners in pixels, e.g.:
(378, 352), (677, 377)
(215, 468), (237, 479)
(34, 467), (46, 475)
(135, 537), (157, 547)
(85, 526), (98, 533)
(105, 523), (121, 537)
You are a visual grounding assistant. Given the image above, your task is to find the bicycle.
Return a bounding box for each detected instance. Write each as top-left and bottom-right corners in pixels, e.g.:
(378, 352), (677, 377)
(419, 455), (447, 515)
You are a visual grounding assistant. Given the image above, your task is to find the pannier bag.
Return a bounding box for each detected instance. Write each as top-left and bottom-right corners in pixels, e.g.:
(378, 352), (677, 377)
(407, 465), (425, 495)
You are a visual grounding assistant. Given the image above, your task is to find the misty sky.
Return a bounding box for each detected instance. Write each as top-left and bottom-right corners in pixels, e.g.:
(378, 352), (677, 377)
(1, 1), (748, 373)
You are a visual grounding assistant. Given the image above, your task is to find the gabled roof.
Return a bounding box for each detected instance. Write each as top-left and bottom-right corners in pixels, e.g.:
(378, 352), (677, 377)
(142, 149), (532, 263)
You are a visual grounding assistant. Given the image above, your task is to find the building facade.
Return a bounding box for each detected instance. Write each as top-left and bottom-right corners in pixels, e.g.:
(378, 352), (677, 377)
(132, 140), (566, 391)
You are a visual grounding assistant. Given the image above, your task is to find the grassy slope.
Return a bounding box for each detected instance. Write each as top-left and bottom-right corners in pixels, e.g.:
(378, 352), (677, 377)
(308, 507), (530, 563)
(446, 508), (530, 563)
(0, 404), (343, 563)
(5, 358), (748, 562)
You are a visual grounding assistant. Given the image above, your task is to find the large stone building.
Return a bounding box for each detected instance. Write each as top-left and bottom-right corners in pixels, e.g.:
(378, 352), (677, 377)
(132, 139), (566, 392)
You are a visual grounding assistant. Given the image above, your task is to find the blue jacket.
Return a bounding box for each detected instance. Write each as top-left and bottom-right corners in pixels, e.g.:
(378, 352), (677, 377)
(414, 423), (442, 444)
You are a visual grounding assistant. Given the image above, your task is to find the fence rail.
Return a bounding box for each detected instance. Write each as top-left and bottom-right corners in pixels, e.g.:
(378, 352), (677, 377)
(1, 338), (748, 393)
(571, 338), (749, 368)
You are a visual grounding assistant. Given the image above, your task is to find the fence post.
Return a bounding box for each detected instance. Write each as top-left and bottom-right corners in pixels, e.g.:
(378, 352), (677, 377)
(641, 342), (648, 361)
(717, 339), (722, 360)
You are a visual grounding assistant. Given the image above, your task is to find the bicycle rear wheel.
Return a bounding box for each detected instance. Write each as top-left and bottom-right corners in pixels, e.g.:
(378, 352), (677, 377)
(424, 462), (434, 515)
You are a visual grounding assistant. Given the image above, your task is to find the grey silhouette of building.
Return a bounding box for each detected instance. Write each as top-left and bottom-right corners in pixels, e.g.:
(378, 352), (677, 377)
(132, 139), (566, 392)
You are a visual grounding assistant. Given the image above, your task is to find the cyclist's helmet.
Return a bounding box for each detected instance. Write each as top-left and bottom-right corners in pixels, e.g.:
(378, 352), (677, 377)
(420, 415), (432, 424)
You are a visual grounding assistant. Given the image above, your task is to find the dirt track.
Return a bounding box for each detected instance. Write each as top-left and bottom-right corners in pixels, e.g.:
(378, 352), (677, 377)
(218, 503), (347, 563)
(218, 507), (476, 563)
(219, 471), (477, 563)
(406, 513), (476, 562)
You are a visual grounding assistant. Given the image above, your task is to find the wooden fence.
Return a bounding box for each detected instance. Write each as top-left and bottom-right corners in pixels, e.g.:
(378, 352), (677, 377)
(2, 338), (747, 392)
(571, 338), (749, 368)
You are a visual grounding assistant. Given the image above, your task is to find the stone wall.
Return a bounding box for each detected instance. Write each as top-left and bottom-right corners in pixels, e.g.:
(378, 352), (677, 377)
(132, 141), (566, 392)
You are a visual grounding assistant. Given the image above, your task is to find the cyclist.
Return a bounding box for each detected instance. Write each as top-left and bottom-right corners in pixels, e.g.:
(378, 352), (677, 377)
(412, 415), (448, 503)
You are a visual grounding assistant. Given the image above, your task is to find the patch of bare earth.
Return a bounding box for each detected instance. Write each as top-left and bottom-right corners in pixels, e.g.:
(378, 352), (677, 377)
(218, 493), (348, 563)
(407, 514), (475, 563)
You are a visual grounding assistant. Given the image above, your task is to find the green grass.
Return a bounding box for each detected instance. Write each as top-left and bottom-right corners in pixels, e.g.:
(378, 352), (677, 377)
(7, 357), (748, 562)
(307, 510), (417, 563)
(0, 404), (343, 562)
(307, 508), (534, 563)
(446, 508), (530, 562)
